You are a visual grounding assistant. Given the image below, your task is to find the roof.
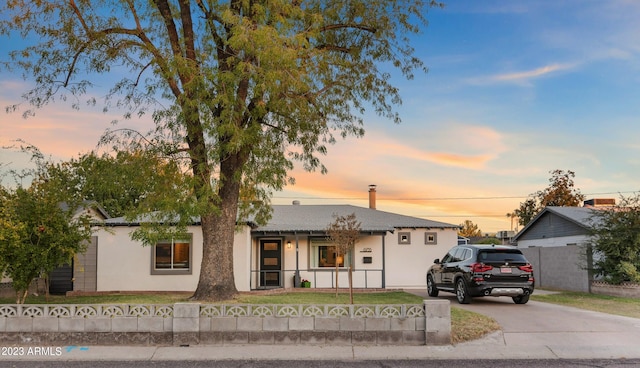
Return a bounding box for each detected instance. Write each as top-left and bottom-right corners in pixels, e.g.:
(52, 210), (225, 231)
(102, 212), (203, 226)
(512, 206), (599, 241)
(62, 200), (111, 220)
(102, 204), (459, 234)
(253, 204), (459, 234)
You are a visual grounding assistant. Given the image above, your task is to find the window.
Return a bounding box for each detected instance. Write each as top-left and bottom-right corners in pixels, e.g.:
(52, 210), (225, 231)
(398, 232), (411, 244)
(152, 236), (192, 274)
(425, 232), (437, 245)
(441, 250), (455, 263)
(451, 247), (465, 262)
(310, 239), (351, 268)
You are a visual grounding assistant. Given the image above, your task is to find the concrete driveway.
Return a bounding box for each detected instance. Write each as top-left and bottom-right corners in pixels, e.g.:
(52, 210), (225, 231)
(409, 289), (640, 357)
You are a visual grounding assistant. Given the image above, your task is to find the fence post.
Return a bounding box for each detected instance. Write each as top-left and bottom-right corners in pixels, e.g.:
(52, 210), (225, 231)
(173, 303), (200, 346)
(423, 299), (451, 345)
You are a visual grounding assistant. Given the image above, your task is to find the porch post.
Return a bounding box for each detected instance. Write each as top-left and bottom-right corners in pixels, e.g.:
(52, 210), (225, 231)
(294, 232), (301, 287)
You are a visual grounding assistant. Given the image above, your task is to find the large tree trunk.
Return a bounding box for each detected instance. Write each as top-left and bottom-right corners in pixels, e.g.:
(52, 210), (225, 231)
(191, 149), (245, 301)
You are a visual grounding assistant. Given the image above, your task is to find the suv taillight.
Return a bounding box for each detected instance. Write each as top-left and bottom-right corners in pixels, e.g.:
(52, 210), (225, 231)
(471, 263), (493, 273)
(518, 264), (533, 273)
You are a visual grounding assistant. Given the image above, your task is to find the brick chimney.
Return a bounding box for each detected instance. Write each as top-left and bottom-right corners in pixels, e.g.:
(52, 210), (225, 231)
(584, 198), (615, 207)
(368, 185), (377, 209)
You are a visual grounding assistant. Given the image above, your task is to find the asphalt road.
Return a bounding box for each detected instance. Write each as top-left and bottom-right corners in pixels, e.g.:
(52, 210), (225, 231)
(2, 359), (640, 368)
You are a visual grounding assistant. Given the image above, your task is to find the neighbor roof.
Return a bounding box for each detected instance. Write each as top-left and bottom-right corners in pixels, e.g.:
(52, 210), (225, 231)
(253, 204), (459, 234)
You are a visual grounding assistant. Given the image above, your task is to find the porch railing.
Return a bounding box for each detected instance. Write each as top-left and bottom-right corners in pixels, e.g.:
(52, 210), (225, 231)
(250, 268), (384, 290)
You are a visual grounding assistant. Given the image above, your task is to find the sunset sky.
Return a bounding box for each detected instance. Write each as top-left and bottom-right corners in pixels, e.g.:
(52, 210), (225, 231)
(2, 1), (640, 233)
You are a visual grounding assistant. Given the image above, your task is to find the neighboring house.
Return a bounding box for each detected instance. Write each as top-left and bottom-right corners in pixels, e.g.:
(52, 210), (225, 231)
(80, 189), (460, 293)
(512, 203), (606, 292)
(52, 202), (110, 294)
(0, 202), (110, 297)
(513, 206), (596, 249)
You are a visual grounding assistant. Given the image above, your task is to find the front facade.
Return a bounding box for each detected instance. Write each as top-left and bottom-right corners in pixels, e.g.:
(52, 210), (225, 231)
(82, 203), (459, 293)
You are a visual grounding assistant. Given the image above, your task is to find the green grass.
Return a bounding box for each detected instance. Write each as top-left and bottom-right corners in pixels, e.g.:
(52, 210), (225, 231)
(232, 291), (425, 304)
(531, 291), (640, 319)
(0, 293), (190, 305)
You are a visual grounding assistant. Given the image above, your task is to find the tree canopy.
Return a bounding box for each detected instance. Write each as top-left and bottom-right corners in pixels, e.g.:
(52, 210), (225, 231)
(587, 194), (640, 284)
(1, 0), (442, 300)
(0, 147), (93, 303)
(46, 150), (187, 219)
(514, 169), (585, 227)
(459, 219), (482, 238)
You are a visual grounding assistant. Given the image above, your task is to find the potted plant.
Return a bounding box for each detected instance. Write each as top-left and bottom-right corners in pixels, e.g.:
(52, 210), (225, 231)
(301, 279), (311, 288)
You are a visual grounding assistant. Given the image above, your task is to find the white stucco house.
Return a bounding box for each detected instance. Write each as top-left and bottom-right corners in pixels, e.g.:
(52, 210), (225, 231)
(73, 189), (460, 293)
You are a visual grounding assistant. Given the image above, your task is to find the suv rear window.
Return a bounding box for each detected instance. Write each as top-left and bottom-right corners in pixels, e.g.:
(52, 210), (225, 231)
(478, 250), (527, 264)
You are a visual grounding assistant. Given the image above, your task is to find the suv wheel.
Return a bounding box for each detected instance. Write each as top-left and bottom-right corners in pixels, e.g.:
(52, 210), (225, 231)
(455, 278), (471, 304)
(427, 275), (439, 297)
(512, 294), (530, 304)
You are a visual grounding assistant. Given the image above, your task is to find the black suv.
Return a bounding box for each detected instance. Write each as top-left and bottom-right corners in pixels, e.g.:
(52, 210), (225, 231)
(427, 244), (535, 304)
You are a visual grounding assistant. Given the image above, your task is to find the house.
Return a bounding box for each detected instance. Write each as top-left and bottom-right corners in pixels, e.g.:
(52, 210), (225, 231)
(512, 202), (609, 292)
(513, 206), (597, 249)
(76, 187), (460, 293)
(0, 201), (110, 297)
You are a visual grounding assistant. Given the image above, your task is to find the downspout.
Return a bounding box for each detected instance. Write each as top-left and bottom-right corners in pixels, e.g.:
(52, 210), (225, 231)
(381, 233), (386, 288)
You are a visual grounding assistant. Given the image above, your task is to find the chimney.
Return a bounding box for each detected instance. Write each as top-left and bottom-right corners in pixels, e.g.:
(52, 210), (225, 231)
(368, 185), (377, 209)
(584, 198), (615, 207)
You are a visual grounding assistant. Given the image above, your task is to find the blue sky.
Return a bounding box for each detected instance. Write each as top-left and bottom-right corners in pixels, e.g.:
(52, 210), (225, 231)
(2, 1), (640, 233)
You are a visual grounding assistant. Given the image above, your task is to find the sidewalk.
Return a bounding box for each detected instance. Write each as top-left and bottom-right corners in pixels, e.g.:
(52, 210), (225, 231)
(3, 330), (640, 362)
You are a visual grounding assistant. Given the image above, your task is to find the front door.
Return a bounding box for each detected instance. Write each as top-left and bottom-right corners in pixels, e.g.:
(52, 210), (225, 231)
(260, 240), (282, 288)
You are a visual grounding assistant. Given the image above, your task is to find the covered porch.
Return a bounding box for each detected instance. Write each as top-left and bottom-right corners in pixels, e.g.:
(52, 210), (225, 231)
(249, 231), (388, 290)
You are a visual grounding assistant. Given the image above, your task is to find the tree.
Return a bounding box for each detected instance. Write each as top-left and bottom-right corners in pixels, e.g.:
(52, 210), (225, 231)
(0, 148), (93, 303)
(326, 213), (361, 303)
(1, 1), (441, 301)
(515, 170), (585, 227)
(459, 220), (482, 238)
(586, 194), (640, 284)
(52, 150), (190, 218)
(514, 198), (539, 228)
(505, 212), (517, 231)
(476, 237), (501, 245)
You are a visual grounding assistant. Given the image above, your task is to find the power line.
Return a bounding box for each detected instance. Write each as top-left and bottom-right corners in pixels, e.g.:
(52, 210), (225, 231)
(273, 191), (637, 202)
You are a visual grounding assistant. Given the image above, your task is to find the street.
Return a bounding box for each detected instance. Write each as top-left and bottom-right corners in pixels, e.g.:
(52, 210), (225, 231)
(2, 359), (640, 368)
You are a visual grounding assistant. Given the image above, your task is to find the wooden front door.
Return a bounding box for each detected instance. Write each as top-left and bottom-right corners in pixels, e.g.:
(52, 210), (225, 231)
(260, 240), (282, 287)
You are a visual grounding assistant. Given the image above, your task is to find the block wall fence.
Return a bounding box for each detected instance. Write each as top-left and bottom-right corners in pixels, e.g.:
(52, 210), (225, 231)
(0, 300), (451, 346)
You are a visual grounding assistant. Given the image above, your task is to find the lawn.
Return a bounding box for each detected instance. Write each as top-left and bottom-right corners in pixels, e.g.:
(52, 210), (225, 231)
(531, 291), (640, 319)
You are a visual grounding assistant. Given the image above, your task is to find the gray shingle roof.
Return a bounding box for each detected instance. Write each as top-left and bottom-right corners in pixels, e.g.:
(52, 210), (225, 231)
(101, 204), (459, 233)
(544, 206), (599, 228)
(512, 206), (602, 241)
(253, 204), (459, 234)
